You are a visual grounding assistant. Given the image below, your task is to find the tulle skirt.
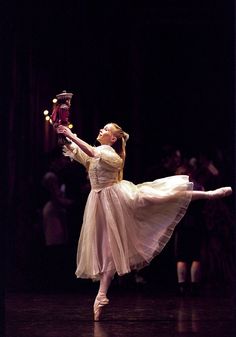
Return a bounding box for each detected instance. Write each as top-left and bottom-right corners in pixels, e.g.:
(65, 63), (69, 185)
(75, 175), (193, 280)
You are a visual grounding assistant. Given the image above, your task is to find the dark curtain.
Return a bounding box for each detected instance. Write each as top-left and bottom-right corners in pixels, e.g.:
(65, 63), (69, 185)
(2, 1), (235, 290)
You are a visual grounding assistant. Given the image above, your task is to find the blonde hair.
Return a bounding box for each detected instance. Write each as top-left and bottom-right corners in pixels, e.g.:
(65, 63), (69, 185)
(110, 122), (129, 181)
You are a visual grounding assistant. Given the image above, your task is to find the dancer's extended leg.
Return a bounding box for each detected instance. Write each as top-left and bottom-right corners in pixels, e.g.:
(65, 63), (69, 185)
(191, 187), (232, 201)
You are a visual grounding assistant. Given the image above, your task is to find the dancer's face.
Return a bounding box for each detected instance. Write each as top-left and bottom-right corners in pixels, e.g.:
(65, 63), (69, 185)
(97, 123), (117, 145)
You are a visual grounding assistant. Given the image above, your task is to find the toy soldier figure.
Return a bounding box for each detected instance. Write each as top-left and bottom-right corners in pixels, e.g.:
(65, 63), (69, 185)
(51, 90), (73, 145)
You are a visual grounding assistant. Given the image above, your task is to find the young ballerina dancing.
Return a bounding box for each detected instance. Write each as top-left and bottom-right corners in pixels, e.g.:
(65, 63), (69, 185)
(57, 122), (232, 321)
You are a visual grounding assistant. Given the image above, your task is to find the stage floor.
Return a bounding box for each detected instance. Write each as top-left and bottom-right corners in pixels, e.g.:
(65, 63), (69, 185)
(4, 287), (236, 337)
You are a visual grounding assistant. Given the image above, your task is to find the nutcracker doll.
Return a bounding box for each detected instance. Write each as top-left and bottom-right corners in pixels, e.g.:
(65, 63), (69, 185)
(51, 90), (73, 145)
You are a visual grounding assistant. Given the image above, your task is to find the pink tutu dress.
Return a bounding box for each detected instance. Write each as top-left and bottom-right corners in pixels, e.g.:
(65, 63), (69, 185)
(64, 143), (193, 280)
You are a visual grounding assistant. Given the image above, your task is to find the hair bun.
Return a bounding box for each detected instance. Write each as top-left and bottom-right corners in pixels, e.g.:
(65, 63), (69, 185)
(123, 132), (129, 142)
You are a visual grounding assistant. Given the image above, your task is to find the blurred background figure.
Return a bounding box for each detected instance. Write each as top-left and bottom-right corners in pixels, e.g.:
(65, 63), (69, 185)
(174, 161), (206, 296)
(146, 144), (182, 180)
(41, 171), (74, 291)
(191, 150), (235, 294)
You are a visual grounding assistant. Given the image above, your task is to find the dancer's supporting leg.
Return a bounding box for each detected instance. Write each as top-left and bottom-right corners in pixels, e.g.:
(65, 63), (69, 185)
(94, 270), (115, 321)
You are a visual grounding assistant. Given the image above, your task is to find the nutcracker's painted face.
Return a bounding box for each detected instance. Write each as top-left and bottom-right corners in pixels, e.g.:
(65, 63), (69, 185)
(97, 123), (117, 145)
(65, 98), (71, 107)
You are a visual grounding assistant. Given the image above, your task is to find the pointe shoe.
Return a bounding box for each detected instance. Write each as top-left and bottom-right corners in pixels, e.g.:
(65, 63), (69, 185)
(93, 293), (109, 321)
(208, 187), (232, 200)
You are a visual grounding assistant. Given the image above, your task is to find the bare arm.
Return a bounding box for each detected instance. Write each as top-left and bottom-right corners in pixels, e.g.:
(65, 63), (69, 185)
(57, 125), (95, 157)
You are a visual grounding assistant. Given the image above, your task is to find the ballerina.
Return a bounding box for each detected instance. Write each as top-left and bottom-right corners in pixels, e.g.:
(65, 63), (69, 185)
(57, 122), (232, 321)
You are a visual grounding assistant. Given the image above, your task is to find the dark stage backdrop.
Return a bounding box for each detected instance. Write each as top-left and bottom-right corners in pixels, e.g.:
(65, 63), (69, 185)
(2, 1), (235, 290)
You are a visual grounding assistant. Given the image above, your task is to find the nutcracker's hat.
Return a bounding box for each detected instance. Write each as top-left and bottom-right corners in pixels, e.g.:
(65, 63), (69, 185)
(56, 90), (73, 101)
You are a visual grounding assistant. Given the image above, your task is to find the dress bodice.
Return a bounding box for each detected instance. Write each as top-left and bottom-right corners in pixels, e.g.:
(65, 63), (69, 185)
(88, 156), (119, 191)
(63, 143), (123, 192)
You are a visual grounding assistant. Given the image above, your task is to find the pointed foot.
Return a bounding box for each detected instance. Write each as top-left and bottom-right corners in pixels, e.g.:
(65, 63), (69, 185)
(208, 187), (232, 200)
(93, 293), (109, 321)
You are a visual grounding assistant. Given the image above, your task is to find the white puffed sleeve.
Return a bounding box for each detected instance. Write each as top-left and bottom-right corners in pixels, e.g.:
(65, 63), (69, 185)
(63, 141), (91, 169)
(94, 145), (123, 170)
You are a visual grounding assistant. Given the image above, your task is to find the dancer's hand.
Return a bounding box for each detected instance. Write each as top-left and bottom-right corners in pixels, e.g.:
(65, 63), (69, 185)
(57, 125), (74, 139)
